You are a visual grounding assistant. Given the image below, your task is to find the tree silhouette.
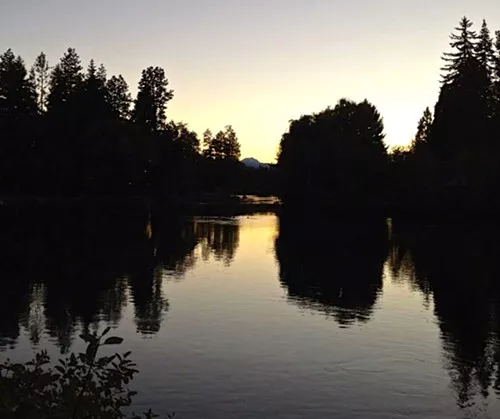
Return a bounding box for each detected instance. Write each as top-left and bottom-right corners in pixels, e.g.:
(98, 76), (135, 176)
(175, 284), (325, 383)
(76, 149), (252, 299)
(278, 98), (387, 211)
(106, 75), (131, 119)
(204, 125), (241, 161)
(475, 20), (495, 79)
(32, 52), (51, 113)
(441, 17), (477, 85)
(431, 17), (493, 155)
(47, 48), (83, 115)
(165, 121), (200, 157)
(80, 59), (109, 121)
(494, 31), (500, 128)
(414, 107), (433, 149)
(133, 66), (174, 132)
(0, 49), (37, 119)
(202, 129), (215, 159)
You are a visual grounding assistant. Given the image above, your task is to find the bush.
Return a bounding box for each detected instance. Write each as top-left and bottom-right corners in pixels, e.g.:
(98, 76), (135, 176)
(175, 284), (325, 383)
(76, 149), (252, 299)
(0, 328), (168, 419)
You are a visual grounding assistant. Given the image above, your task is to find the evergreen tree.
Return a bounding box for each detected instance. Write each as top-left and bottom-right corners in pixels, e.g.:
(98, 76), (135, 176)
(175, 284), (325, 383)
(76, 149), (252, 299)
(413, 107), (433, 149)
(97, 64), (107, 85)
(32, 52), (51, 113)
(0, 49), (37, 119)
(476, 20), (495, 76)
(475, 20), (495, 118)
(441, 17), (477, 85)
(494, 30), (500, 145)
(166, 121), (200, 157)
(208, 130), (225, 159)
(133, 66), (173, 131)
(495, 31), (500, 82)
(430, 17), (492, 157)
(47, 48), (83, 114)
(202, 129), (214, 159)
(493, 31), (500, 108)
(106, 75), (131, 119)
(205, 126), (241, 160)
(81, 59), (108, 119)
(220, 125), (241, 161)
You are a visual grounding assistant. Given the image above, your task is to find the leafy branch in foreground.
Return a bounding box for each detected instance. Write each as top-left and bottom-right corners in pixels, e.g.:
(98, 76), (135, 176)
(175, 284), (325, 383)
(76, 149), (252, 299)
(0, 328), (170, 419)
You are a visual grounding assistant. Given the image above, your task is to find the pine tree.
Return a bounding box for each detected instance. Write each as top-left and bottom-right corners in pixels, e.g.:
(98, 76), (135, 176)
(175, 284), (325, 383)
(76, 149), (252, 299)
(81, 59), (108, 119)
(415, 107), (433, 145)
(494, 30), (500, 138)
(97, 64), (107, 85)
(202, 129), (214, 159)
(211, 130), (226, 159)
(474, 20), (495, 120)
(206, 126), (241, 160)
(133, 66), (174, 131)
(47, 48), (83, 113)
(0, 49), (37, 118)
(166, 121), (200, 156)
(495, 31), (500, 83)
(220, 125), (241, 160)
(441, 17), (477, 85)
(106, 75), (131, 119)
(431, 17), (493, 157)
(32, 52), (51, 113)
(475, 20), (495, 78)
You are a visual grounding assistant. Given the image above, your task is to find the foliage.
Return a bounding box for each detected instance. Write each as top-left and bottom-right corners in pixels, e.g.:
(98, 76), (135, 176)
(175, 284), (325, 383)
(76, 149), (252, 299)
(47, 48), (84, 115)
(203, 125), (241, 161)
(0, 45), (252, 199)
(0, 49), (37, 119)
(0, 328), (166, 419)
(277, 98), (387, 209)
(133, 67), (174, 132)
(412, 107), (433, 152)
(32, 52), (51, 113)
(106, 75), (132, 119)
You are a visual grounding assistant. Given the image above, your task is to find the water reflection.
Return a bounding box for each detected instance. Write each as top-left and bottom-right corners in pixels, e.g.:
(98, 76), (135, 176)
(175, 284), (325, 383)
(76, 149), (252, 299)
(0, 207), (243, 351)
(196, 218), (240, 266)
(275, 214), (389, 327)
(390, 219), (500, 409)
(0, 206), (155, 351)
(6, 208), (500, 415)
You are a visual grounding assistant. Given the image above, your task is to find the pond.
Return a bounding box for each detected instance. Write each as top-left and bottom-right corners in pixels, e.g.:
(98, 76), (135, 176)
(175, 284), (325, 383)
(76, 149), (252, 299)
(1, 207), (500, 419)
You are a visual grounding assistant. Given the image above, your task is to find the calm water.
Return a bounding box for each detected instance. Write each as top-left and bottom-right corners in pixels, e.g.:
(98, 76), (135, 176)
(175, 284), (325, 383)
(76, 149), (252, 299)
(2, 207), (500, 418)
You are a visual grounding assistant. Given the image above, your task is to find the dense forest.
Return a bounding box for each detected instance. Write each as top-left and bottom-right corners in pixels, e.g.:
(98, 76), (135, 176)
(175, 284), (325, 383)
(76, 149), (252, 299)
(2, 16), (500, 214)
(0, 48), (275, 202)
(278, 17), (500, 215)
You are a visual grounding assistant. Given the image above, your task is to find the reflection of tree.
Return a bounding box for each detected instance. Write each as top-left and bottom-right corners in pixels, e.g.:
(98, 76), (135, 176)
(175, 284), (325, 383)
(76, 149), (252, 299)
(275, 212), (388, 327)
(152, 213), (198, 277)
(196, 218), (240, 266)
(0, 206), (152, 351)
(0, 279), (31, 350)
(390, 220), (500, 409)
(0, 207), (242, 351)
(127, 227), (167, 336)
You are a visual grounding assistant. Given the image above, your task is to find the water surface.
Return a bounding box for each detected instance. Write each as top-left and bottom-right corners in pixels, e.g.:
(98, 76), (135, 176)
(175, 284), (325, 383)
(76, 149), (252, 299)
(1, 208), (500, 419)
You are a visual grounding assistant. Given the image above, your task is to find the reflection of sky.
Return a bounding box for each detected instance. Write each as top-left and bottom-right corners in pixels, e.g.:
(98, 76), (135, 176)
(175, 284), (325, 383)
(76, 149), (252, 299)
(2, 0), (500, 161)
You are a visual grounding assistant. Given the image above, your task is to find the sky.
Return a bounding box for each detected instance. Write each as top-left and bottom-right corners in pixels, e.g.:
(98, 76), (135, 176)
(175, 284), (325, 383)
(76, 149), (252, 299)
(1, 0), (500, 162)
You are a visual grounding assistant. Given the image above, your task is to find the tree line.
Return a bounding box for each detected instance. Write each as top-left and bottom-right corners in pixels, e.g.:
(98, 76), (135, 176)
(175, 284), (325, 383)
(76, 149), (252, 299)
(4, 16), (500, 213)
(0, 47), (273, 200)
(278, 17), (500, 215)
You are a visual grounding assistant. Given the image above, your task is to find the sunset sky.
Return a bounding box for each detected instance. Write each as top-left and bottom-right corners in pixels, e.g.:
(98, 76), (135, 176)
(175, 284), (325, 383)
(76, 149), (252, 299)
(2, 0), (500, 162)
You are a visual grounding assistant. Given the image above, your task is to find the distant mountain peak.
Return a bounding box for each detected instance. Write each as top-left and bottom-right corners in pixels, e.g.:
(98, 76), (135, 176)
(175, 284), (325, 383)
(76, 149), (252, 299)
(241, 157), (261, 168)
(241, 157), (271, 169)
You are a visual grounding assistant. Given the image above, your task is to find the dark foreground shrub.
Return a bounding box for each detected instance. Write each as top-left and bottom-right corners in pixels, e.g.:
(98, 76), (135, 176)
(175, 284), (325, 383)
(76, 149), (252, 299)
(0, 328), (169, 419)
